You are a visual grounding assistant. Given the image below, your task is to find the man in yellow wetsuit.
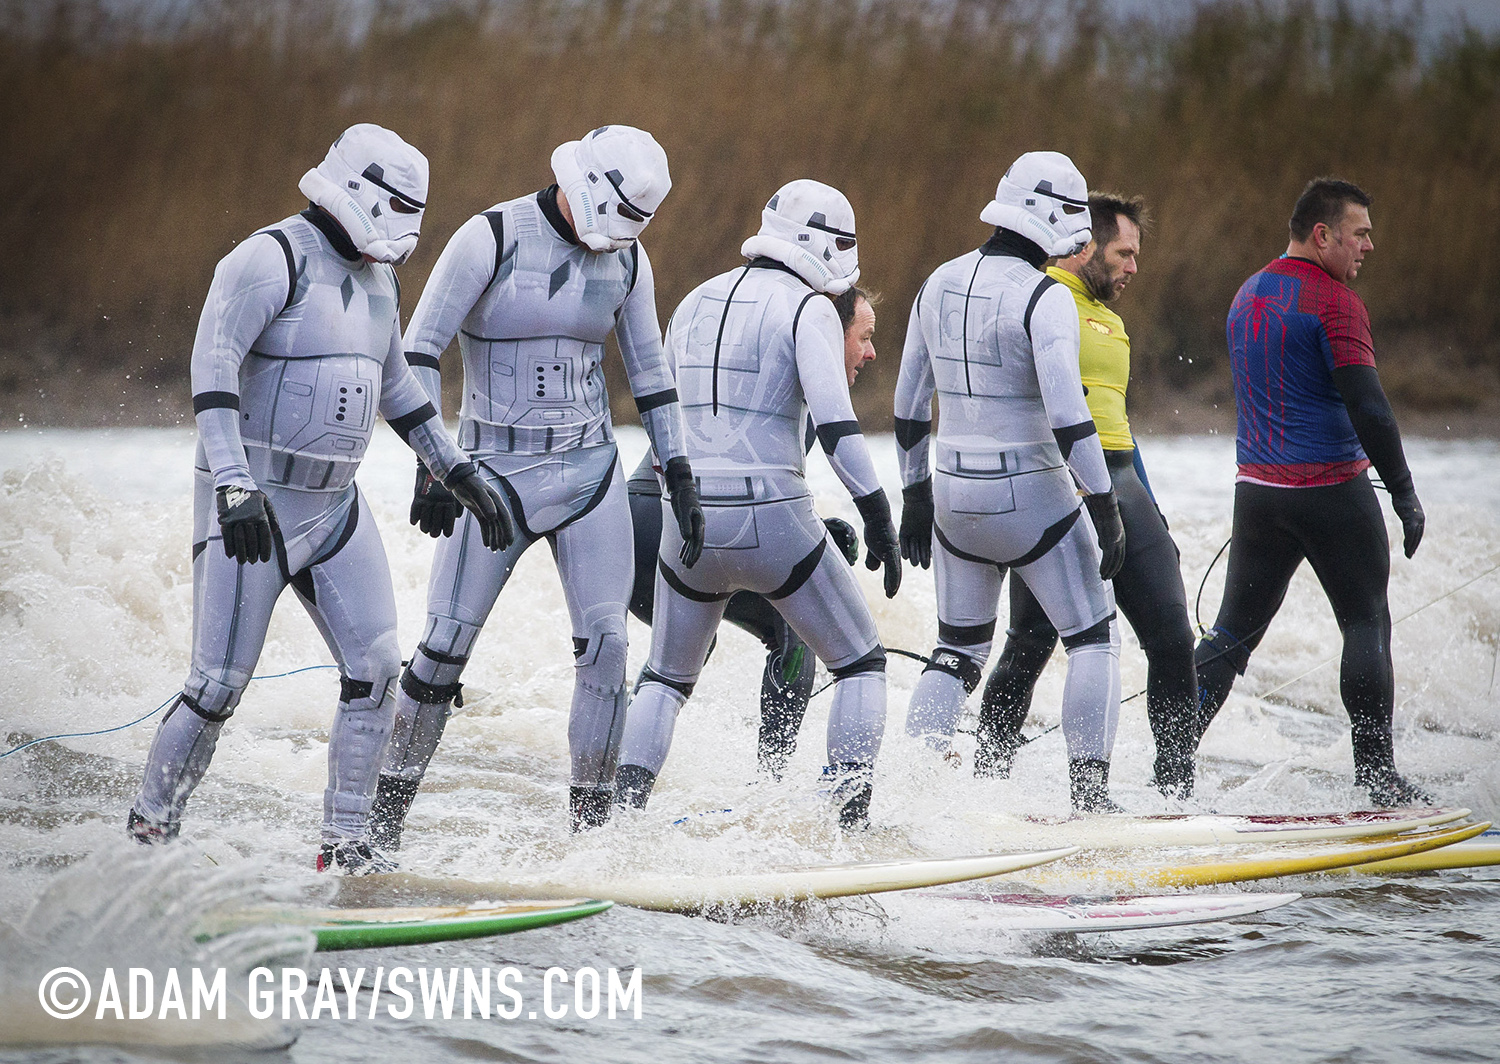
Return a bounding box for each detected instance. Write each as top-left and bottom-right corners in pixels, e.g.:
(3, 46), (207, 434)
(973, 193), (1199, 798)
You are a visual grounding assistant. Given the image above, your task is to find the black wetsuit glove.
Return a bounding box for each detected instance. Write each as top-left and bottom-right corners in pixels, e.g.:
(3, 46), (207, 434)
(899, 477), (935, 569)
(1083, 490), (1126, 581)
(854, 489), (902, 598)
(663, 456), (706, 569)
(443, 462), (515, 552)
(824, 517), (860, 565)
(1391, 488), (1425, 558)
(216, 485), (277, 565)
(410, 457), (462, 538)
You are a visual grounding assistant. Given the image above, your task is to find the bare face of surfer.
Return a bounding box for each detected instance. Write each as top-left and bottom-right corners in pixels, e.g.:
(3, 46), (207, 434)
(843, 295), (876, 385)
(1076, 215), (1141, 304)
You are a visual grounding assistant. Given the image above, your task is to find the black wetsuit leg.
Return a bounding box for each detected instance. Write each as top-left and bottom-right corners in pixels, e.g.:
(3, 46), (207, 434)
(1194, 475), (1396, 773)
(973, 576), (1057, 776)
(626, 487), (662, 626)
(1107, 451), (1198, 787)
(722, 592), (816, 776)
(976, 450), (1196, 786)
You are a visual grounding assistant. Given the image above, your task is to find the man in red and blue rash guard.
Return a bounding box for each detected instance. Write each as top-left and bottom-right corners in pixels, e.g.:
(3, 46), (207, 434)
(1194, 178), (1428, 807)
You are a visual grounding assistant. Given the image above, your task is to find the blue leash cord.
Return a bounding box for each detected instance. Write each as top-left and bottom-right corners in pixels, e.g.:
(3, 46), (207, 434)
(0, 664), (339, 760)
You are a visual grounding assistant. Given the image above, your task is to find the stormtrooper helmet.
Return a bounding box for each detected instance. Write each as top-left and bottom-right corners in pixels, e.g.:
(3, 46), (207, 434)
(298, 124), (428, 265)
(550, 126), (671, 252)
(741, 179), (860, 295)
(980, 151), (1092, 258)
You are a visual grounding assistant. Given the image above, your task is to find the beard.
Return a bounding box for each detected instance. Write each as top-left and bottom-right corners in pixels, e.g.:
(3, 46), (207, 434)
(1078, 255), (1118, 303)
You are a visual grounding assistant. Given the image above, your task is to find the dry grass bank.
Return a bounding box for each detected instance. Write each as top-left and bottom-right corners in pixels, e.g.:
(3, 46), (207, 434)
(2, 0), (1497, 429)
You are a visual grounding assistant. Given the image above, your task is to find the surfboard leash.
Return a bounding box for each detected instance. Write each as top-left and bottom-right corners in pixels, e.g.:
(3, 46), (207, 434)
(0, 664), (339, 760)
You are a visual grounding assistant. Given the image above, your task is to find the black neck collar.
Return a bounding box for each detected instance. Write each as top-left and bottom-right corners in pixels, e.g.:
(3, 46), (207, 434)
(746, 256), (802, 279)
(301, 204), (361, 262)
(537, 185), (579, 245)
(981, 228), (1049, 268)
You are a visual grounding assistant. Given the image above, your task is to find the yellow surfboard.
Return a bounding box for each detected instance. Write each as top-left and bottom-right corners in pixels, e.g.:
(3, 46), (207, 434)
(1001, 821), (1491, 891)
(1343, 828), (1500, 875)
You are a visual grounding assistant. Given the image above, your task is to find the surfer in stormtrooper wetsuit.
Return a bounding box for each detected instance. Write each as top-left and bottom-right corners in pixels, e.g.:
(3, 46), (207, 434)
(368, 126), (706, 837)
(973, 194), (1201, 799)
(127, 124), (512, 873)
(624, 287), (879, 779)
(895, 151), (1129, 813)
(612, 180), (902, 830)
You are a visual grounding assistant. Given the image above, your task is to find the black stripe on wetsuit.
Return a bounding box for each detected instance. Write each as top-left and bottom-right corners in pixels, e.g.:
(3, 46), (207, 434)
(977, 449), (1198, 764)
(1194, 473), (1397, 772)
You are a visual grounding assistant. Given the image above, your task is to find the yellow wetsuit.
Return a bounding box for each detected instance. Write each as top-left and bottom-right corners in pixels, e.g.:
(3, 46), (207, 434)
(1047, 265), (1133, 451)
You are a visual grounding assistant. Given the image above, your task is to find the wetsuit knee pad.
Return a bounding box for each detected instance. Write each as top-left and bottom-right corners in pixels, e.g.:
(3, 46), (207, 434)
(831, 646), (887, 681)
(637, 665), (695, 700)
(402, 641), (469, 706)
(180, 675), (243, 722)
(1060, 615), (1113, 651)
(575, 615), (628, 696)
(340, 674), (395, 710)
(1197, 627), (1251, 676)
(922, 647), (982, 694)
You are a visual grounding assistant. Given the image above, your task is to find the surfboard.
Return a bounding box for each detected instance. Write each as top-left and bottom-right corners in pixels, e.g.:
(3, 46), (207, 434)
(337, 847), (1082, 914)
(915, 890), (1302, 933)
(1001, 821), (1491, 890)
(958, 807), (1470, 851)
(199, 898), (613, 951)
(1343, 828), (1500, 875)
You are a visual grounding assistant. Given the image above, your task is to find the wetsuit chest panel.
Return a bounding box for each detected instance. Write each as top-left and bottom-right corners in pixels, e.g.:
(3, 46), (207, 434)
(673, 271), (808, 486)
(459, 199), (632, 432)
(920, 254), (1055, 457)
(239, 219), (398, 488)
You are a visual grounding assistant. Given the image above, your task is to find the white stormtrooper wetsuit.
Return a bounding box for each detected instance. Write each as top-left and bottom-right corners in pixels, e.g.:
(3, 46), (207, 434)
(378, 186), (690, 822)
(132, 207), (472, 844)
(614, 259), (889, 815)
(895, 230), (1122, 773)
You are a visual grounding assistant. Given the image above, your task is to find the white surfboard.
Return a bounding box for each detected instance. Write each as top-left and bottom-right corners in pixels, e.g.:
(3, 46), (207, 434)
(960, 807), (1469, 851)
(916, 890), (1302, 933)
(339, 847), (1081, 914)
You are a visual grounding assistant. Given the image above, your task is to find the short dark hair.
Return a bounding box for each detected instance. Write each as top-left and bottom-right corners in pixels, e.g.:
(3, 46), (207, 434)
(831, 285), (880, 331)
(1088, 192), (1147, 250)
(1289, 178), (1372, 241)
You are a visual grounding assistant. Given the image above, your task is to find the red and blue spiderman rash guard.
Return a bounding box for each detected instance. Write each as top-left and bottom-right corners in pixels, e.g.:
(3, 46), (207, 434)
(1226, 256), (1375, 487)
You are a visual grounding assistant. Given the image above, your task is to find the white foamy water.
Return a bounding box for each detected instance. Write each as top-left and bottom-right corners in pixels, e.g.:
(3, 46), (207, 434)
(1, 427), (1497, 1060)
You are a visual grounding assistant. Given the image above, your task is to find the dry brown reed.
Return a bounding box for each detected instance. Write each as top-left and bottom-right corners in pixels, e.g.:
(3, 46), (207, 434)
(2, 0), (1497, 426)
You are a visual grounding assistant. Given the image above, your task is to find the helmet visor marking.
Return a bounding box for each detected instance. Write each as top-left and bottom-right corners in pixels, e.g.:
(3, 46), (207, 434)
(805, 218), (856, 240)
(389, 196), (421, 215)
(1061, 203), (1087, 215)
(834, 236), (857, 252)
(360, 164), (426, 210)
(603, 169), (654, 221)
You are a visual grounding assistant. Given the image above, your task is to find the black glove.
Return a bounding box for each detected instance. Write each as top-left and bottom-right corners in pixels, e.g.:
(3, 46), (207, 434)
(410, 458), (462, 538)
(1391, 488), (1425, 558)
(216, 485), (277, 565)
(824, 517), (860, 566)
(663, 456), (706, 569)
(899, 477), (935, 569)
(444, 462), (515, 552)
(854, 489), (902, 598)
(1083, 490), (1126, 581)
